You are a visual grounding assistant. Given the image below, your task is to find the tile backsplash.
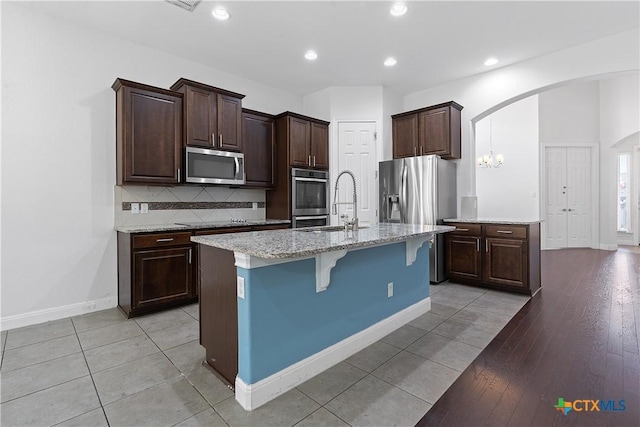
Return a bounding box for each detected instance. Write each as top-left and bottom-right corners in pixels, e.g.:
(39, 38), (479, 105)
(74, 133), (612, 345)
(114, 185), (267, 227)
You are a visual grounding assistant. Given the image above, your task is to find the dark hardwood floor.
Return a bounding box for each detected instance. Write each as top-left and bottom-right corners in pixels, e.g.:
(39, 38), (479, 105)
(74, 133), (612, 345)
(418, 247), (640, 427)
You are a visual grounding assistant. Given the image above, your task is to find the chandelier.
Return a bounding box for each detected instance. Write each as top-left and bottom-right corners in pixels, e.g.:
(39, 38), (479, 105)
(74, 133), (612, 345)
(477, 117), (504, 168)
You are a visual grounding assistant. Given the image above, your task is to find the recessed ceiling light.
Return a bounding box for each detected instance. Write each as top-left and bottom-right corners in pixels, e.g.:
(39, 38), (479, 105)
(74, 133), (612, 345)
(304, 50), (318, 60)
(384, 57), (397, 67)
(212, 6), (230, 20)
(484, 57), (498, 66)
(390, 2), (408, 17)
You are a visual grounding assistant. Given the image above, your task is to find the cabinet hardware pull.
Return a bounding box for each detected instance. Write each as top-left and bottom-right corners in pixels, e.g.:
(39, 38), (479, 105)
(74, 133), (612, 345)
(414, 146), (417, 156)
(485, 240), (488, 252)
(156, 238), (174, 242)
(188, 249), (192, 264)
(496, 230), (513, 234)
(313, 156), (316, 167)
(456, 228), (469, 232)
(308, 155), (312, 166)
(211, 133), (215, 146)
(561, 208), (567, 212)
(420, 146), (423, 155)
(476, 239), (480, 252)
(177, 168), (180, 180)
(219, 134), (223, 147)
(567, 208), (573, 212)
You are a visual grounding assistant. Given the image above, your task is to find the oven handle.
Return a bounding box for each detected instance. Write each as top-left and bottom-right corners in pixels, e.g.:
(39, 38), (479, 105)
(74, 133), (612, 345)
(294, 215), (329, 220)
(294, 177), (328, 183)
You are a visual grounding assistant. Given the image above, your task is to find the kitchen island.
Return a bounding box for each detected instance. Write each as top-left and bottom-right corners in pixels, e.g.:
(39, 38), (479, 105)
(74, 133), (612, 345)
(192, 223), (454, 410)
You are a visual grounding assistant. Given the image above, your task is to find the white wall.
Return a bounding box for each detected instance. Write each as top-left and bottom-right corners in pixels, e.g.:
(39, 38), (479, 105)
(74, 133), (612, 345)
(476, 96), (539, 219)
(539, 81), (601, 145)
(599, 73), (640, 248)
(404, 28), (639, 248)
(1, 3), (301, 329)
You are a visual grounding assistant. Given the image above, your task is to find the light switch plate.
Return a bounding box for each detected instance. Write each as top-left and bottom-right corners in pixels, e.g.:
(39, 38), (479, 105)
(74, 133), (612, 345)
(237, 276), (245, 299)
(387, 282), (393, 298)
(141, 203), (149, 213)
(252, 202), (258, 210)
(131, 203), (139, 214)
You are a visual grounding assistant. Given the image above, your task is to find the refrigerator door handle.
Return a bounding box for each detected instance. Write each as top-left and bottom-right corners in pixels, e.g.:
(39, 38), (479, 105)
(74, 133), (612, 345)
(400, 162), (408, 223)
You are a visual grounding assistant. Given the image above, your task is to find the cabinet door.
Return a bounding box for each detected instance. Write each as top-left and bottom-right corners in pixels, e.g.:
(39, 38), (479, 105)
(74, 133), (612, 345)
(122, 87), (181, 184)
(243, 112), (275, 187)
(419, 107), (450, 157)
(133, 247), (193, 310)
(310, 122), (329, 170)
(217, 94), (243, 151)
(484, 238), (528, 287)
(446, 235), (482, 283)
(184, 85), (216, 148)
(289, 117), (311, 167)
(392, 114), (418, 158)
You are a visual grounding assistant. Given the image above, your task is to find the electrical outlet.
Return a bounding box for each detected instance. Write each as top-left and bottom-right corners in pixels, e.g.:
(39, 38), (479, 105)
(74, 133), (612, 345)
(140, 203), (149, 213)
(387, 282), (393, 298)
(237, 276), (245, 299)
(131, 203), (139, 214)
(252, 202), (258, 210)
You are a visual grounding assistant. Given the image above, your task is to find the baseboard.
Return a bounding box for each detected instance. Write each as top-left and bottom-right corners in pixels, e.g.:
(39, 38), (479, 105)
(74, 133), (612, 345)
(1, 297), (118, 331)
(598, 243), (618, 251)
(234, 296), (431, 411)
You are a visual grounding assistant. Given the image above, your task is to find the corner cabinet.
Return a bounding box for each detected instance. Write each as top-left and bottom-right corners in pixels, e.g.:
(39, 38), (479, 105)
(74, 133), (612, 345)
(242, 109), (275, 188)
(392, 101), (462, 160)
(170, 78), (245, 152)
(275, 112), (329, 170)
(112, 79), (182, 185)
(445, 222), (541, 295)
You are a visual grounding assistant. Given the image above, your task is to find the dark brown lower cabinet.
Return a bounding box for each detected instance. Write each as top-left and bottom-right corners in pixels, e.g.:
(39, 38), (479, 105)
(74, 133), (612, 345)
(118, 231), (197, 318)
(446, 222), (541, 295)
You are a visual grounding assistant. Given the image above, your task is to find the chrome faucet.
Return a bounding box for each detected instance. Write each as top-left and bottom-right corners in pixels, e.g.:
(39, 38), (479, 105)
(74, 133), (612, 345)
(332, 170), (358, 231)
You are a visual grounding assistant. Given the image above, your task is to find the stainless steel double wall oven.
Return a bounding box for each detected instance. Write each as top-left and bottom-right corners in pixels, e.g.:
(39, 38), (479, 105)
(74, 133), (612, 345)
(290, 168), (329, 228)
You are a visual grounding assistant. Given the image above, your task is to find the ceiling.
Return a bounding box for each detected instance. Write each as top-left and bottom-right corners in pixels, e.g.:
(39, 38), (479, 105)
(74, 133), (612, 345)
(20, 1), (640, 96)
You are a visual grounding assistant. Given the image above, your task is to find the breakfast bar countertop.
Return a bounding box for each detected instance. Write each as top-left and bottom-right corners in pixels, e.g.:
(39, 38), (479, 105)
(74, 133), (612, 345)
(192, 222), (454, 259)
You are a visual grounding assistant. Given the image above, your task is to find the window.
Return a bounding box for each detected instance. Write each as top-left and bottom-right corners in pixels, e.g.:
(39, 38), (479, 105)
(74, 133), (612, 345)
(617, 153), (631, 232)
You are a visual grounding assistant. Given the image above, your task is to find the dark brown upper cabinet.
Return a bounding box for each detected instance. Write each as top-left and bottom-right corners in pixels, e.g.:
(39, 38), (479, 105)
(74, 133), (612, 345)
(242, 109), (275, 188)
(392, 101), (463, 160)
(112, 78), (182, 185)
(170, 78), (245, 152)
(275, 112), (330, 171)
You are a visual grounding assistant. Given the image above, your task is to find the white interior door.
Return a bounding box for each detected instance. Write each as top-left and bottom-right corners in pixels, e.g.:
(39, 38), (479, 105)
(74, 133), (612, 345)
(544, 147), (568, 248)
(336, 122), (377, 227)
(566, 147), (592, 247)
(543, 146), (592, 248)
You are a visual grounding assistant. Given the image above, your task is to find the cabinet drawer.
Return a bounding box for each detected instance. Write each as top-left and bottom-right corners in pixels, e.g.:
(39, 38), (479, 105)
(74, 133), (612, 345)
(132, 232), (192, 249)
(448, 223), (482, 236)
(484, 224), (528, 239)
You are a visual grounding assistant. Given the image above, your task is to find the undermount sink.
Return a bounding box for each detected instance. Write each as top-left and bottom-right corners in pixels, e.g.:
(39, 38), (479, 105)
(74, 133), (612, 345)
(296, 225), (369, 233)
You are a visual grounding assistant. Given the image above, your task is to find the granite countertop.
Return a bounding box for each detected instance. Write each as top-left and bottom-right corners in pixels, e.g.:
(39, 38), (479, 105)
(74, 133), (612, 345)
(192, 223), (455, 259)
(115, 219), (291, 233)
(443, 218), (543, 225)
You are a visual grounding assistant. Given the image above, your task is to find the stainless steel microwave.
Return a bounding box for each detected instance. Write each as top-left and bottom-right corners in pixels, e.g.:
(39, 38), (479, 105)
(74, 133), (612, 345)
(184, 147), (245, 185)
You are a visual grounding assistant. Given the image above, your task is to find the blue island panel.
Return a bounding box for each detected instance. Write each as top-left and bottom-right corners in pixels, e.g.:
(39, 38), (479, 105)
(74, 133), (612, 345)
(236, 241), (430, 385)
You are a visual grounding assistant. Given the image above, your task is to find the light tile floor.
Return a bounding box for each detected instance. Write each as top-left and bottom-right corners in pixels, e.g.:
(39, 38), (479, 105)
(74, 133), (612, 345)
(0, 283), (529, 427)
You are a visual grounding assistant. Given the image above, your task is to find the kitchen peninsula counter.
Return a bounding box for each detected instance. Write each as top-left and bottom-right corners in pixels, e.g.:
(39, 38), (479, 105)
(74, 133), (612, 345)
(193, 223), (453, 411)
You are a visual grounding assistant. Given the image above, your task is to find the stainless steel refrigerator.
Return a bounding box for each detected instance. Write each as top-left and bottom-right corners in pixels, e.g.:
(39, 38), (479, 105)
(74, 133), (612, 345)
(379, 155), (457, 283)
